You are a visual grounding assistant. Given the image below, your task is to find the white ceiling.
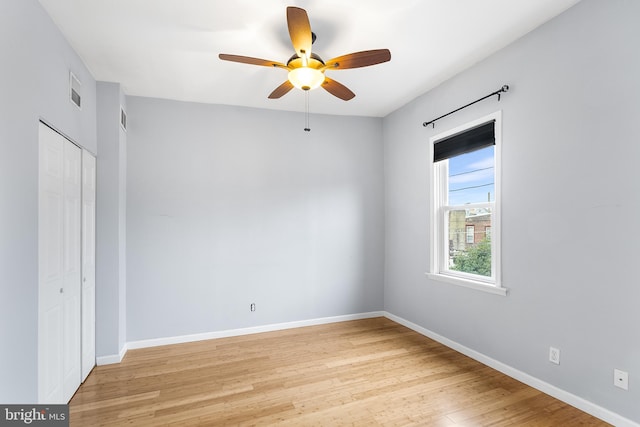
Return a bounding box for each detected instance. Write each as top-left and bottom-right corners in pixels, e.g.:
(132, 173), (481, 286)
(39, 0), (580, 117)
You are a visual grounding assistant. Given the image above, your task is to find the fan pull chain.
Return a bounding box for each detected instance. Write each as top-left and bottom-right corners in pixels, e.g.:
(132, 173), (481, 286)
(304, 91), (311, 132)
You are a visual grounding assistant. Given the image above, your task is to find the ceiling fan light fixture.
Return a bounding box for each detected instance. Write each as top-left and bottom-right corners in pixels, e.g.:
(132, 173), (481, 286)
(288, 67), (325, 91)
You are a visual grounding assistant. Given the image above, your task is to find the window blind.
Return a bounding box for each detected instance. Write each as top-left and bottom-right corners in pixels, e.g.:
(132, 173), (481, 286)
(433, 120), (495, 162)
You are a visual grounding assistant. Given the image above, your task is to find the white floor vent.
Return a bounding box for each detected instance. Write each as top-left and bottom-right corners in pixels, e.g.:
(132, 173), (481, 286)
(69, 71), (82, 109)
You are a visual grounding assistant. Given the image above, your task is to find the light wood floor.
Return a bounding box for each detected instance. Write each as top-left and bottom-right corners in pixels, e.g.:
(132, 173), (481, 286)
(70, 317), (609, 426)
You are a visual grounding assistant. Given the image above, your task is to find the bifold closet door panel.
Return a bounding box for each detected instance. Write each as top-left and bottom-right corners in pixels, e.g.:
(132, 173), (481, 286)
(38, 122), (65, 404)
(61, 140), (81, 402)
(81, 150), (96, 382)
(38, 122), (82, 404)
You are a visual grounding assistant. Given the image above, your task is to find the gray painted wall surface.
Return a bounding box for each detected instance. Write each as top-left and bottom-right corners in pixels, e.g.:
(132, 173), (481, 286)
(0, 0), (97, 403)
(383, 0), (640, 422)
(95, 82), (127, 357)
(126, 98), (385, 341)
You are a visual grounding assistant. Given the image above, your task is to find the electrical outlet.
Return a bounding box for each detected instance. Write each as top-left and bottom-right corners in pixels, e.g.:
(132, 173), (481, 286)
(549, 347), (560, 365)
(614, 369), (628, 390)
(250, 303), (256, 312)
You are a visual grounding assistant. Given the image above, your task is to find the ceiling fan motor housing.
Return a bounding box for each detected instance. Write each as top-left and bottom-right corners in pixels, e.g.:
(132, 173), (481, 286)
(287, 52), (325, 69)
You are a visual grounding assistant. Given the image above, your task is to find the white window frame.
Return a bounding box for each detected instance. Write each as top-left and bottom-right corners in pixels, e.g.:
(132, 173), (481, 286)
(426, 111), (506, 296)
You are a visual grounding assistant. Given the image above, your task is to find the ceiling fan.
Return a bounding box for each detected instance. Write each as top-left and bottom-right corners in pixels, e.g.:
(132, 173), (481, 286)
(219, 6), (391, 101)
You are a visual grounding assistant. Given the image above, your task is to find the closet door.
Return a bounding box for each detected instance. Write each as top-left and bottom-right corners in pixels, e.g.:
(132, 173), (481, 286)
(81, 150), (96, 381)
(38, 122), (65, 404)
(38, 122), (82, 403)
(61, 140), (82, 402)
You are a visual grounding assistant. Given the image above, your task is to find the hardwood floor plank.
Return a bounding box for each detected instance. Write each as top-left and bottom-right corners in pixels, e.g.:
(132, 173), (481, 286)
(70, 391), (160, 414)
(70, 318), (610, 426)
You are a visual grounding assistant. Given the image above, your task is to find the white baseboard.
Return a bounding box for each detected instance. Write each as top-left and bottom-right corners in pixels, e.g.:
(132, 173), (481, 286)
(383, 311), (639, 427)
(96, 342), (128, 366)
(125, 311), (385, 351)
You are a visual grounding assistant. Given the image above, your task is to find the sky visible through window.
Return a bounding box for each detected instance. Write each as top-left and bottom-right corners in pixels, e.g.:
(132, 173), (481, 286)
(448, 146), (494, 206)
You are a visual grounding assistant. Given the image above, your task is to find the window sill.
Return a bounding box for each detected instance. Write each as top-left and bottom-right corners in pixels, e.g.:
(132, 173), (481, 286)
(425, 273), (508, 296)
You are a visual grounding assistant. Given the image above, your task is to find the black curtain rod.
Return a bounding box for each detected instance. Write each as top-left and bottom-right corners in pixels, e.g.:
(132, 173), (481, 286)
(422, 85), (509, 128)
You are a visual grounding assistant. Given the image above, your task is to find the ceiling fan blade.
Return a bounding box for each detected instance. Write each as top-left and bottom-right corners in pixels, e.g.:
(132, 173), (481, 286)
(287, 7), (312, 61)
(268, 81), (294, 99)
(324, 49), (391, 70)
(219, 54), (288, 69)
(321, 77), (355, 101)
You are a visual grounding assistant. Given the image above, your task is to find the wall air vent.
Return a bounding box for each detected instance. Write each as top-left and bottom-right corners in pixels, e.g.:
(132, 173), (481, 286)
(69, 72), (82, 109)
(120, 107), (127, 131)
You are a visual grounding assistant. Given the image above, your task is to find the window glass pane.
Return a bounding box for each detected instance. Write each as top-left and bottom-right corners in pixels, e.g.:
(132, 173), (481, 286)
(448, 145), (494, 205)
(448, 209), (492, 277)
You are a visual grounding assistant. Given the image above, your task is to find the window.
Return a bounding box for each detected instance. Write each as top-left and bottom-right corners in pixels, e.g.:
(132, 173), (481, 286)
(428, 111), (505, 295)
(466, 226), (474, 244)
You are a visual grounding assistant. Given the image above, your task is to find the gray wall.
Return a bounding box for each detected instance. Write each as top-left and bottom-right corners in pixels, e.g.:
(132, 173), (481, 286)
(126, 98), (385, 341)
(0, 0), (97, 403)
(383, 0), (640, 422)
(95, 82), (127, 358)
